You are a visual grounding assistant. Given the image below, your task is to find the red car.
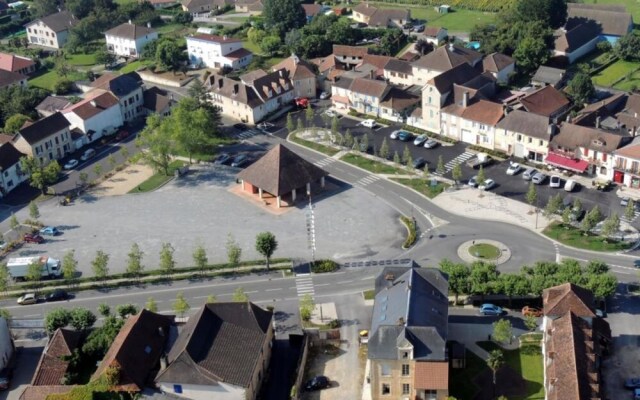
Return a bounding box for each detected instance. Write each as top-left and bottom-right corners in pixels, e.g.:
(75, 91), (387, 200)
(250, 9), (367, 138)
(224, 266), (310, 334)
(522, 306), (543, 317)
(294, 97), (309, 108)
(115, 130), (129, 141)
(23, 234), (44, 244)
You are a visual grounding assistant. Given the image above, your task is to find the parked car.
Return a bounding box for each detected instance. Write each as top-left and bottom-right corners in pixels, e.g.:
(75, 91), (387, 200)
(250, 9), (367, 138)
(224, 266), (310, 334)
(479, 179), (496, 191)
(412, 157), (427, 169)
(213, 153), (231, 165)
(423, 138), (438, 149)
(480, 303), (503, 316)
(398, 131), (413, 141)
(522, 306), (543, 317)
(80, 148), (96, 161)
(305, 376), (330, 391)
(506, 162), (521, 175)
(413, 24), (425, 32)
(319, 91), (331, 100)
(231, 154), (250, 168)
(233, 123), (247, 130)
(532, 172), (547, 185)
(23, 233), (44, 244)
(17, 293), (37, 305)
(467, 176), (478, 188)
(46, 289), (69, 302)
(257, 122), (274, 131)
(402, 22), (413, 29)
(549, 175), (561, 188)
(40, 226), (60, 236)
(294, 97), (309, 108)
(627, 378), (640, 389)
(64, 159), (78, 170)
(324, 109), (338, 118)
(523, 167), (537, 181)
(115, 130), (129, 141)
(390, 130), (400, 140)
(564, 179), (577, 192)
(413, 134), (428, 146)
(361, 119), (377, 128)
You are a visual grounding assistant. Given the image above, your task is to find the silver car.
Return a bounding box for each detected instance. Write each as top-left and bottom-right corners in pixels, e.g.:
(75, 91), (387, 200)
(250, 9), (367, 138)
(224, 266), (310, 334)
(532, 172), (547, 185)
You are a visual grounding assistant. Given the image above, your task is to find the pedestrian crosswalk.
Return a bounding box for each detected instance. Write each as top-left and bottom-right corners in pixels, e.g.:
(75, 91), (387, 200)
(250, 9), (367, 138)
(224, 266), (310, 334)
(235, 129), (261, 140)
(314, 158), (336, 167)
(295, 274), (315, 297)
(355, 175), (381, 186)
(621, 210), (640, 223)
(434, 151), (475, 175)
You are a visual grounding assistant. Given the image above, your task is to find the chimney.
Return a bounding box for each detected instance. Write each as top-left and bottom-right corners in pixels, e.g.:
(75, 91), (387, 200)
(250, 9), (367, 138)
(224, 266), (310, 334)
(596, 116), (601, 129)
(369, 69), (374, 80)
(147, 22), (151, 28)
(462, 91), (469, 108)
(218, 78), (223, 88)
(279, 69), (283, 77)
(159, 356), (167, 371)
(128, 19), (132, 25)
(90, 100), (97, 107)
(448, 42), (454, 52)
(233, 83), (239, 94)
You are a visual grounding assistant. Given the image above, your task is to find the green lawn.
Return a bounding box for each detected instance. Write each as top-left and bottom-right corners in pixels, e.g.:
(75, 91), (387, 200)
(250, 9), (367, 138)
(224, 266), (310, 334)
(449, 348), (487, 400)
(363, 289), (375, 300)
(592, 59), (640, 87)
(543, 222), (632, 252)
(469, 243), (501, 259)
(615, 70), (640, 91)
(477, 341), (544, 400)
(390, 178), (449, 199)
(243, 40), (262, 55)
(290, 135), (341, 156)
(66, 52), (98, 66)
(581, 0), (640, 23)
(130, 160), (186, 193)
(341, 153), (406, 174)
(29, 69), (86, 91)
(120, 60), (149, 74)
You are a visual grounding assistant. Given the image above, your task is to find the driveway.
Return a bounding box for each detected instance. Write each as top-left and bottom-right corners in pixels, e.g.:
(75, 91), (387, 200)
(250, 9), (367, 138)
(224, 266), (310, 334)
(1, 342), (44, 400)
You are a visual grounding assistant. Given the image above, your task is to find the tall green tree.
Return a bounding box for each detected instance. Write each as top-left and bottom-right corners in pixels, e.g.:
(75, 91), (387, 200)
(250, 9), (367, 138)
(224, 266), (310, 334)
(255, 232), (278, 270)
(20, 157), (61, 194)
(263, 0), (306, 36)
(543, 194), (563, 217)
(582, 206), (602, 234)
(136, 114), (173, 175)
(156, 39), (184, 71)
(614, 33), (640, 61)
(513, 36), (549, 73)
(0, 264), (9, 295)
(159, 242), (176, 276)
(469, 261), (498, 300)
(625, 199), (636, 221)
(9, 213), (18, 230)
(476, 166), (486, 187)
(601, 213), (620, 239)
(26, 261), (43, 289)
(226, 234), (242, 268)
(514, 0), (567, 29)
(44, 308), (71, 334)
(305, 105), (314, 127)
(526, 182), (538, 207)
(566, 72), (595, 106)
(492, 319), (513, 344)
(402, 145), (411, 164)
(28, 201), (40, 221)
(70, 308), (96, 331)
(487, 350), (505, 388)
(193, 244), (208, 277)
(91, 250), (110, 281)
(173, 292), (190, 317)
(436, 155), (445, 175)
(126, 243), (144, 280)
(170, 97), (222, 163)
(439, 259), (470, 305)
(286, 113), (294, 132)
(4, 114), (30, 134)
(585, 272), (618, 298)
(379, 137), (390, 159)
(31, 0), (59, 18)
(62, 250), (78, 283)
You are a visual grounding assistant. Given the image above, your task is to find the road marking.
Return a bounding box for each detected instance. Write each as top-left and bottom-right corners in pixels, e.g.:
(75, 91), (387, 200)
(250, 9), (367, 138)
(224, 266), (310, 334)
(266, 288), (282, 291)
(315, 283), (330, 286)
(314, 158), (336, 167)
(355, 175), (381, 187)
(435, 151), (474, 175)
(23, 314), (39, 318)
(245, 290), (258, 294)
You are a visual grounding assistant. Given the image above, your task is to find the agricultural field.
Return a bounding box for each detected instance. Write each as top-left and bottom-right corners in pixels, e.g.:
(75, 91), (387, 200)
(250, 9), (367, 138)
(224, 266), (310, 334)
(581, 0), (640, 23)
(592, 59), (640, 88)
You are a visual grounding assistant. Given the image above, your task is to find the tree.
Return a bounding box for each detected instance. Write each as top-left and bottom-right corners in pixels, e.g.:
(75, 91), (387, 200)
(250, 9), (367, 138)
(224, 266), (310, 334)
(562, 206), (572, 225)
(9, 213), (18, 230)
(331, 116), (339, 135)
(476, 166), (486, 187)
(343, 130), (354, 148)
(566, 72), (595, 106)
(585, 272), (617, 298)
(525, 314), (538, 331)
(193, 244), (208, 277)
(226, 234), (242, 268)
(260, 35), (282, 56)
(97, 303), (110, 317)
(614, 33), (640, 61)
(305, 105), (314, 127)
(95, 50), (116, 67)
(526, 182), (537, 208)
(626, 199), (636, 221)
(492, 319), (513, 344)
(31, 0), (59, 18)
(206, 294), (217, 303)
(513, 36), (549, 73)
(255, 232), (278, 270)
(107, 154), (117, 170)
(586, 260), (609, 275)
(156, 39), (184, 71)
(4, 113), (30, 133)
(543, 194), (563, 217)
(496, 273), (530, 306)
(263, 0), (305, 36)
(514, 0), (568, 29)
(402, 145), (411, 164)
(28, 201), (40, 221)
(91, 250), (110, 281)
(393, 151), (401, 164)
(296, 118), (304, 131)
(232, 287), (249, 302)
(436, 155), (445, 175)
(70, 308), (96, 331)
(173, 10), (193, 24)
(82, 315), (124, 359)
(26, 260), (43, 288)
(439, 259), (470, 305)
(126, 243), (144, 279)
(145, 297), (158, 312)
(156, 242), (175, 277)
(136, 114), (172, 175)
(120, 146), (130, 160)
(286, 113), (294, 132)
(20, 157), (61, 194)
(44, 309), (71, 334)
(487, 349), (505, 388)
(469, 261), (498, 300)
(173, 292), (190, 317)
(361, 133), (369, 153)
(116, 304), (138, 319)
(299, 293), (314, 321)
(601, 213), (620, 239)
(79, 172), (89, 187)
(582, 206), (603, 234)
(247, 27), (266, 45)
(170, 97), (222, 163)
(62, 250), (78, 283)
(0, 264), (9, 295)
(415, 38), (434, 55)
(379, 137), (390, 159)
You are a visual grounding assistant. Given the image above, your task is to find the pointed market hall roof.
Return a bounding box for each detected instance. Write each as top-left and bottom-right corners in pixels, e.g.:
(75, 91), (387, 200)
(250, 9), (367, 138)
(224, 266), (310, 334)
(237, 144), (328, 196)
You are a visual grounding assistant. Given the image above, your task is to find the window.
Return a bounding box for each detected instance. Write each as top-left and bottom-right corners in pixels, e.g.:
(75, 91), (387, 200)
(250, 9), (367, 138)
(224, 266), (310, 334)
(402, 383), (410, 394)
(173, 385), (182, 394)
(539, 140), (544, 146)
(380, 363), (391, 376)
(401, 364), (410, 376)
(528, 137), (532, 143)
(517, 134), (522, 142)
(381, 383), (390, 395)
(425, 389), (437, 399)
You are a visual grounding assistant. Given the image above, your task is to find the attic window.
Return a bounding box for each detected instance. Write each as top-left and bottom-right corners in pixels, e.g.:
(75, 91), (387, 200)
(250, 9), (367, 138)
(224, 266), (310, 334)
(144, 345), (152, 354)
(592, 138), (605, 146)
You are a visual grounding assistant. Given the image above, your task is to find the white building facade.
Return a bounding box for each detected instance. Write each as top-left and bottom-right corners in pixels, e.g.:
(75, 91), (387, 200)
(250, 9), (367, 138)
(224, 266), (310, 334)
(187, 34), (252, 69)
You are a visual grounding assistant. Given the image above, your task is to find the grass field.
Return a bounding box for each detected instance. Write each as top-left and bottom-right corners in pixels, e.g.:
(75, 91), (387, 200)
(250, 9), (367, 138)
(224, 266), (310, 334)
(469, 243), (501, 259)
(242, 40), (261, 55)
(29, 69), (86, 91)
(371, 2), (496, 32)
(581, 0), (640, 23)
(131, 160), (186, 193)
(592, 59), (640, 87)
(119, 60), (149, 74)
(543, 222), (632, 252)
(341, 153), (406, 174)
(391, 178), (449, 198)
(66, 52), (98, 66)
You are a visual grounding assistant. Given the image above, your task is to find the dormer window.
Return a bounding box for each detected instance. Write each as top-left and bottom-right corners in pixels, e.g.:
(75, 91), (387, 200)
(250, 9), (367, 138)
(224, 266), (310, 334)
(267, 89), (273, 98)
(592, 138), (605, 146)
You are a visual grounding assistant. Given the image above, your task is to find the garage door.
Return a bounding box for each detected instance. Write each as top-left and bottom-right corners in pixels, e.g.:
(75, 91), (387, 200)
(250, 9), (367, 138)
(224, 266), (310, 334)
(514, 143), (525, 158)
(461, 129), (475, 144)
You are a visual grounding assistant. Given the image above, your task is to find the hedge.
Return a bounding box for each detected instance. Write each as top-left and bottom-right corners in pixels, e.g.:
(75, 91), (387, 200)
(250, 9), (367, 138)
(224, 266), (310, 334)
(311, 259), (338, 273)
(364, 0), (516, 12)
(467, 144), (509, 160)
(400, 216), (417, 249)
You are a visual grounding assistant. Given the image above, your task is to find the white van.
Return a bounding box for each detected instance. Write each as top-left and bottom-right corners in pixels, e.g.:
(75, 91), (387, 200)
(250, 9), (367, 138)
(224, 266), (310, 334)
(80, 148), (96, 161)
(564, 179), (577, 192)
(361, 119), (377, 129)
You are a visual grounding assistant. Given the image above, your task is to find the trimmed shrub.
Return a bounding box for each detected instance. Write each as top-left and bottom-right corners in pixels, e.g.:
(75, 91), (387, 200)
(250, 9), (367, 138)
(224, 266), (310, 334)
(311, 259), (338, 273)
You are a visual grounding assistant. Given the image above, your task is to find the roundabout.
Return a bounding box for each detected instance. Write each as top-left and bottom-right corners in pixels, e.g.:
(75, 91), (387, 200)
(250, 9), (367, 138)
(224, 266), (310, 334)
(457, 239), (512, 265)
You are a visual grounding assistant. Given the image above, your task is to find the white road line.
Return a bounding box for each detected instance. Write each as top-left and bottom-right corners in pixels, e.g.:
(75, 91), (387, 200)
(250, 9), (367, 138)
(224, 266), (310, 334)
(315, 283), (330, 286)
(23, 314), (39, 318)
(266, 288), (282, 291)
(245, 290), (258, 294)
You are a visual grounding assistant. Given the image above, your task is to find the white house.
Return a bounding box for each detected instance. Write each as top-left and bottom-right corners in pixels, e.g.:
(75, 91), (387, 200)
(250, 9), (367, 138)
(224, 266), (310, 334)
(423, 26), (447, 46)
(105, 21), (158, 59)
(90, 72), (145, 122)
(62, 90), (123, 143)
(186, 34), (252, 69)
(0, 143), (27, 197)
(482, 53), (515, 84)
(25, 11), (77, 49)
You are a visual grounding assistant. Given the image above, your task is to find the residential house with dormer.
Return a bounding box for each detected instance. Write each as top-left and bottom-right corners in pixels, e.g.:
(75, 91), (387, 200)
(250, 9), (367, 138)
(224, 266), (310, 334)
(25, 11), (77, 49)
(368, 265), (449, 400)
(206, 69), (294, 124)
(271, 54), (316, 98)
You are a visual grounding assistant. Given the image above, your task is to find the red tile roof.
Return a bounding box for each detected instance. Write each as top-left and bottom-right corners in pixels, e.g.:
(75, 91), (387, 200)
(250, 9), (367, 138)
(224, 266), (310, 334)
(333, 44), (369, 58)
(520, 86), (570, 117)
(62, 90), (119, 121)
(543, 283), (595, 318)
(32, 329), (82, 386)
(0, 53), (35, 73)
(19, 385), (74, 400)
(413, 361), (448, 390)
(272, 55), (316, 80)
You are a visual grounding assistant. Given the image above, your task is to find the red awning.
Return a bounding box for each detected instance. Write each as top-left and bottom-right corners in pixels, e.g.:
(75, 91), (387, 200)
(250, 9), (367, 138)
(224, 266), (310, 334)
(545, 153), (589, 173)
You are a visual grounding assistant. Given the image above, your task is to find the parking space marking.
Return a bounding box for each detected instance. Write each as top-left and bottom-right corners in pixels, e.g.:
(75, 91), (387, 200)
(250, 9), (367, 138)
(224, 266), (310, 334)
(314, 158), (336, 167)
(436, 151), (475, 175)
(621, 210), (640, 224)
(355, 175), (381, 186)
(235, 129), (261, 140)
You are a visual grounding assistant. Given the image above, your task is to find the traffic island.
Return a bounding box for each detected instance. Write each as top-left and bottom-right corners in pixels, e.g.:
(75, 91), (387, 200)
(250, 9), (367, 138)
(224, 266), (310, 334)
(457, 239), (511, 265)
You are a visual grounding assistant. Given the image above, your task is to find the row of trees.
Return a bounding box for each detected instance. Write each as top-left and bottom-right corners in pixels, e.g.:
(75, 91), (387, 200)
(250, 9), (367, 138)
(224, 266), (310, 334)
(440, 258), (617, 305)
(543, 193), (625, 239)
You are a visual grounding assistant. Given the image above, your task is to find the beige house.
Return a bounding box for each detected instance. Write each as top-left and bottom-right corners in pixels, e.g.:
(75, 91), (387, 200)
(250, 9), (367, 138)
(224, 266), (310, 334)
(384, 59), (413, 86)
(12, 112), (73, 165)
(25, 11), (77, 49)
(156, 302), (274, 400)
(411, 44), (482, 85)
(441, 98), (504, 148)
(271, 54), (317, 98)
(235, 0), (263, 14)
(352, 3), (410, 28)
(496, 109), (553, 163)
(368, 265), (449, 400)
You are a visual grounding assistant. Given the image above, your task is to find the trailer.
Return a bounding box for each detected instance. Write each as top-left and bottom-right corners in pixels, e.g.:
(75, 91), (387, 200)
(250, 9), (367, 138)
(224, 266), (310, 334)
(6, 256), (61, 280)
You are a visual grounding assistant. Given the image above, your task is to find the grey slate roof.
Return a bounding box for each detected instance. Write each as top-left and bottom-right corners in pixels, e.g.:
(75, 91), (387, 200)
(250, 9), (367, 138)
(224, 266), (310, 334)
(368, 267), (448, 362)
(17, 112), (70, 145)
(156, 302), (272, 388)
(532, 66), (566, 87)
(90, 72), (142, 98)
(497, 109), (551, 140)
(30, 11), (77, 33)
(105, 22), (156, 40)
(36, 96), (72, 115)
(566, 2), (633, 37)
(384, 58), (412, 75)
(0, 69), (25, 88)
(0, 142), (24, 170)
